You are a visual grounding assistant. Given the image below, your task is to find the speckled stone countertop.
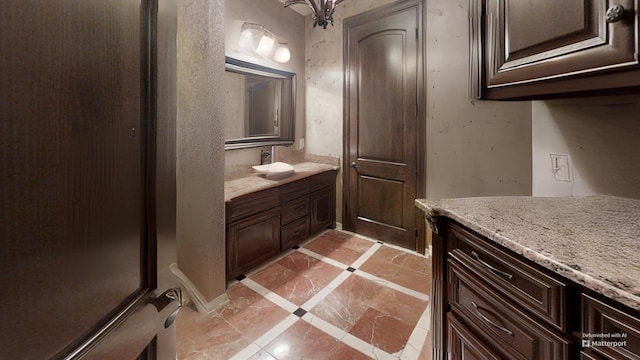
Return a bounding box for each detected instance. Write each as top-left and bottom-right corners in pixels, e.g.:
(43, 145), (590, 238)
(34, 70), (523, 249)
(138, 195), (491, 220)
(415, 195), (640, 311)
(225, 162), (339, 202)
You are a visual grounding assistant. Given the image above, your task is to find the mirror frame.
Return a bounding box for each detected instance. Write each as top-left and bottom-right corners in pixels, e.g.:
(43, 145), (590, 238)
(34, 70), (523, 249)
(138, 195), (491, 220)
(224, 56), (296, 150)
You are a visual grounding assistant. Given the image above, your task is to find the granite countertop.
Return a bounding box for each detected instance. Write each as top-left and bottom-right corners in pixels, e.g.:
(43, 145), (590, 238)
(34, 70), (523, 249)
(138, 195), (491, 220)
(225, 162), (339, 202)
(415, 195), (640, 311)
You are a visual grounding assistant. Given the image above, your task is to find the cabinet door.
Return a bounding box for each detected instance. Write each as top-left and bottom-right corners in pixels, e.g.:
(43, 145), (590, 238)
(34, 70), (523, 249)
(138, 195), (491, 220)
(448, 312), (502, 360)
(226, 207), (281, 281)
(310, 187), (335, 235)
(470, 0), (640, 99)
(583, 294), (640, 360)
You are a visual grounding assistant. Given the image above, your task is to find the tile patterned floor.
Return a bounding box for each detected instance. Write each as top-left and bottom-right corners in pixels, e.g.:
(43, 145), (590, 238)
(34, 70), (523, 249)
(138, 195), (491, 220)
(176, 230), (433, 360)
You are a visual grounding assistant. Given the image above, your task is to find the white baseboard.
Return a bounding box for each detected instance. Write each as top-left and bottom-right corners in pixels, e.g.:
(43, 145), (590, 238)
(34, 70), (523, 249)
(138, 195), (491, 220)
(169, 263), (229, 314)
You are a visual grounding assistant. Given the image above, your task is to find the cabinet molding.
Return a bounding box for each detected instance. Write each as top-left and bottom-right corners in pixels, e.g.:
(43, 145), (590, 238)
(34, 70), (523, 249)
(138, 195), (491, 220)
(470, 0), (640, 99)
(429, 217), (640, 360)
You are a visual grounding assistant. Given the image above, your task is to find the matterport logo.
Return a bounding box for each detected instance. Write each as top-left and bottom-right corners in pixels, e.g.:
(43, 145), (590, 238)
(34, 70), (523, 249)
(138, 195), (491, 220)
(582, 332), (628, 348)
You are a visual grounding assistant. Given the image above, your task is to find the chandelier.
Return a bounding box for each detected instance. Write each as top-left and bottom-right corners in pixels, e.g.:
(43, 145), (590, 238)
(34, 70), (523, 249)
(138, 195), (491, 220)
(284, 0), (345, 29)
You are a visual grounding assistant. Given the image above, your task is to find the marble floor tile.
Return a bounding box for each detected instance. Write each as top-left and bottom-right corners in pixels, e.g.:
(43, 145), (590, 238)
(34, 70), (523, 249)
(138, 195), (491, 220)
(246, 349), (276, 360)
(275, 251), (320, 273)
(349, 307), (415, 355)
(371, 246), (411, 266)
(271, 273), (324, 306)
(303, 234), (366, 264)
(403, 252), (431, 274)
(176, 307), (251, 360)
(225, 297), (291, 341)
(324, 230), (375, 253)
(388, 267), (432, 295)
(358, 255), (402, 279)
(371, 287), (428, 326)
(176, 230), (433, 359)
(218, 283), (264, 320)
(310, 275), (385, 331)
(249, 263), (297, 292)
(262, 320), (340, 359)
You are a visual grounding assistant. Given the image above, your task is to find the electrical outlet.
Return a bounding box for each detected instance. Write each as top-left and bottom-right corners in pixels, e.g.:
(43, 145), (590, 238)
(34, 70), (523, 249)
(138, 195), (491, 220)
(299, 138), (305, 150)
(550, 154), (571, 182)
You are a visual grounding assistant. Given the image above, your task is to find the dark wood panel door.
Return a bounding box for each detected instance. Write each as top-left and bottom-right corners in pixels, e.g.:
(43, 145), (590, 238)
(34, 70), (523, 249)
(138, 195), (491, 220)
(0, 0), (178, 358)
(471, 0), (640, 99)
(344, 0), (420, 250)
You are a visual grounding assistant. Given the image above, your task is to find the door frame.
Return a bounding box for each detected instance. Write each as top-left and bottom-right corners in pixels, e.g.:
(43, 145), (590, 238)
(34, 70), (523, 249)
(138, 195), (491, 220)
(342, 0), (426, 252)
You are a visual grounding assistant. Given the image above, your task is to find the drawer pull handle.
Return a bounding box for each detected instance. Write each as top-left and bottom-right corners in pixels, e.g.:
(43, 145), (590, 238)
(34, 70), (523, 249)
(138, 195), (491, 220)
(470, 301), (514, 337)
(471, 251), (514, 280)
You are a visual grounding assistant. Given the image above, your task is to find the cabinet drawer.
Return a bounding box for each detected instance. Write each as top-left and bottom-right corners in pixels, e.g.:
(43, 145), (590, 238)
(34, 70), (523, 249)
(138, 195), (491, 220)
(226, 187), (280, 223)
(448, 311), (502, 360)
(448, 259), (570, 360)
(281, 178), (309, 203)
(281, 197), (309, 225)
(281, 216), (309, 250)
(580, 350), (605, 360)
(448, 223), (567, 331)
(583, 294), (640, 359)
(309, 170), (336, 192)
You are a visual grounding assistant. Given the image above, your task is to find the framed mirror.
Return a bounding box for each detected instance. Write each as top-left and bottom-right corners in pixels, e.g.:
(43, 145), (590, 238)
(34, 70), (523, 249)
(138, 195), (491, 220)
(224, 57), (295, 150)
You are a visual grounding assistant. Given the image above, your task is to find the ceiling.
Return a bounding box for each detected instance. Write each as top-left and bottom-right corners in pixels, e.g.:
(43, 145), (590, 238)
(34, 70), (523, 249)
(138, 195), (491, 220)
(276, 0), (313, 16)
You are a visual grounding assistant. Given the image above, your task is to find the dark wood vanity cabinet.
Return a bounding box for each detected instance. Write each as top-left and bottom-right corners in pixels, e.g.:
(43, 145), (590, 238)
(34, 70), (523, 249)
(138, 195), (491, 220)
(226, 206), (281, 281)
(469, 0), (640, 99)
(430, 219), (640, 360)
(309, 170), (336, 234)
(226, 170), (337, 281)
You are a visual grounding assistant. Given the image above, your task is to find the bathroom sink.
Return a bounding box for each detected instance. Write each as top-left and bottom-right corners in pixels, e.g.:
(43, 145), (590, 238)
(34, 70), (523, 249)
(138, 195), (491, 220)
(252, 162), (295, 180)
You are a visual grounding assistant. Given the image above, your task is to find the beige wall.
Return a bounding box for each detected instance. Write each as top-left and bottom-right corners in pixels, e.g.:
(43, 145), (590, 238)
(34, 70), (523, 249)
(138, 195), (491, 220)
(176, 0), (226, 302)
(224, 0), (306, 168)
(424, 0), (532, 198)
(305, 0), (533, 221)
(532, 96), (640, 199)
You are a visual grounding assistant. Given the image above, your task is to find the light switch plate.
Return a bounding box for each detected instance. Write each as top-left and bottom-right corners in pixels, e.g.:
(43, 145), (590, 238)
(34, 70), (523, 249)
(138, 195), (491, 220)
(550, 154), (571, 182)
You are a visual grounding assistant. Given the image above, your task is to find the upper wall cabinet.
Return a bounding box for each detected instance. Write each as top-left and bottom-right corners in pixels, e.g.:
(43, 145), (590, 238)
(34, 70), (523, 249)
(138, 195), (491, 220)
(470, 0), (640, 100)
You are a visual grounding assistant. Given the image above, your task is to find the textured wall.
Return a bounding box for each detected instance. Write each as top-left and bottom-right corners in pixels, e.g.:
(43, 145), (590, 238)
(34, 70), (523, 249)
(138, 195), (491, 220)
(305, 0), (396, 159)
(224, 0), (306, 168)
(425, 0), (532, 198)
(532, 96), (640, 199)
(176, 0), (226, 302)
(305, 0), (532, 219)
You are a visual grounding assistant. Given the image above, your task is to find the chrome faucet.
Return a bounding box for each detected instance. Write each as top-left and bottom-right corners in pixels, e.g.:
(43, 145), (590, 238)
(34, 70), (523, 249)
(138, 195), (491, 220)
(260, 148), (271, 165)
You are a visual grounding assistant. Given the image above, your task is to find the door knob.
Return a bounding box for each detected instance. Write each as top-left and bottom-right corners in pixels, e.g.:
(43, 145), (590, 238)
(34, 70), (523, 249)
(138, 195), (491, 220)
(606, 4), (625, 23)
(350, 162), (358, 168)
(150, 288), (182, 328)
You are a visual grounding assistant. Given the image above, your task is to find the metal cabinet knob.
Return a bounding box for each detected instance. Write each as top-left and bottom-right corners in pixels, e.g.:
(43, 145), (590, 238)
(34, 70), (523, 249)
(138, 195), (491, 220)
(606, 4), (625, 23)
(350, 162), (358, 168)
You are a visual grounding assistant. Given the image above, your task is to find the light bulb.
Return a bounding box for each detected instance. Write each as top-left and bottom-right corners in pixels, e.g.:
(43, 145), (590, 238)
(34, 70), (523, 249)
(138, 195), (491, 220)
(274, 44), (291, 63)
(256, 35), (275, 58)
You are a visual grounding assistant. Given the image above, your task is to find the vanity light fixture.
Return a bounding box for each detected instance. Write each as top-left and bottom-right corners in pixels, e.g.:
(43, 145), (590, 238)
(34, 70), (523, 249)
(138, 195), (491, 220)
(284, 0), (345, 29)
(238, 22), (291, 63)
(273, 43), (291, 63)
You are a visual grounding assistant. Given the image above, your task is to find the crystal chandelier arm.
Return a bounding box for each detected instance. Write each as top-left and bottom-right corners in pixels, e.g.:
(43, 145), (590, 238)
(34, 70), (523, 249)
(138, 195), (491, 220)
(327, 0), (344, 21)
(284, 0), (318, 15)
(317, 0), (326, 24)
